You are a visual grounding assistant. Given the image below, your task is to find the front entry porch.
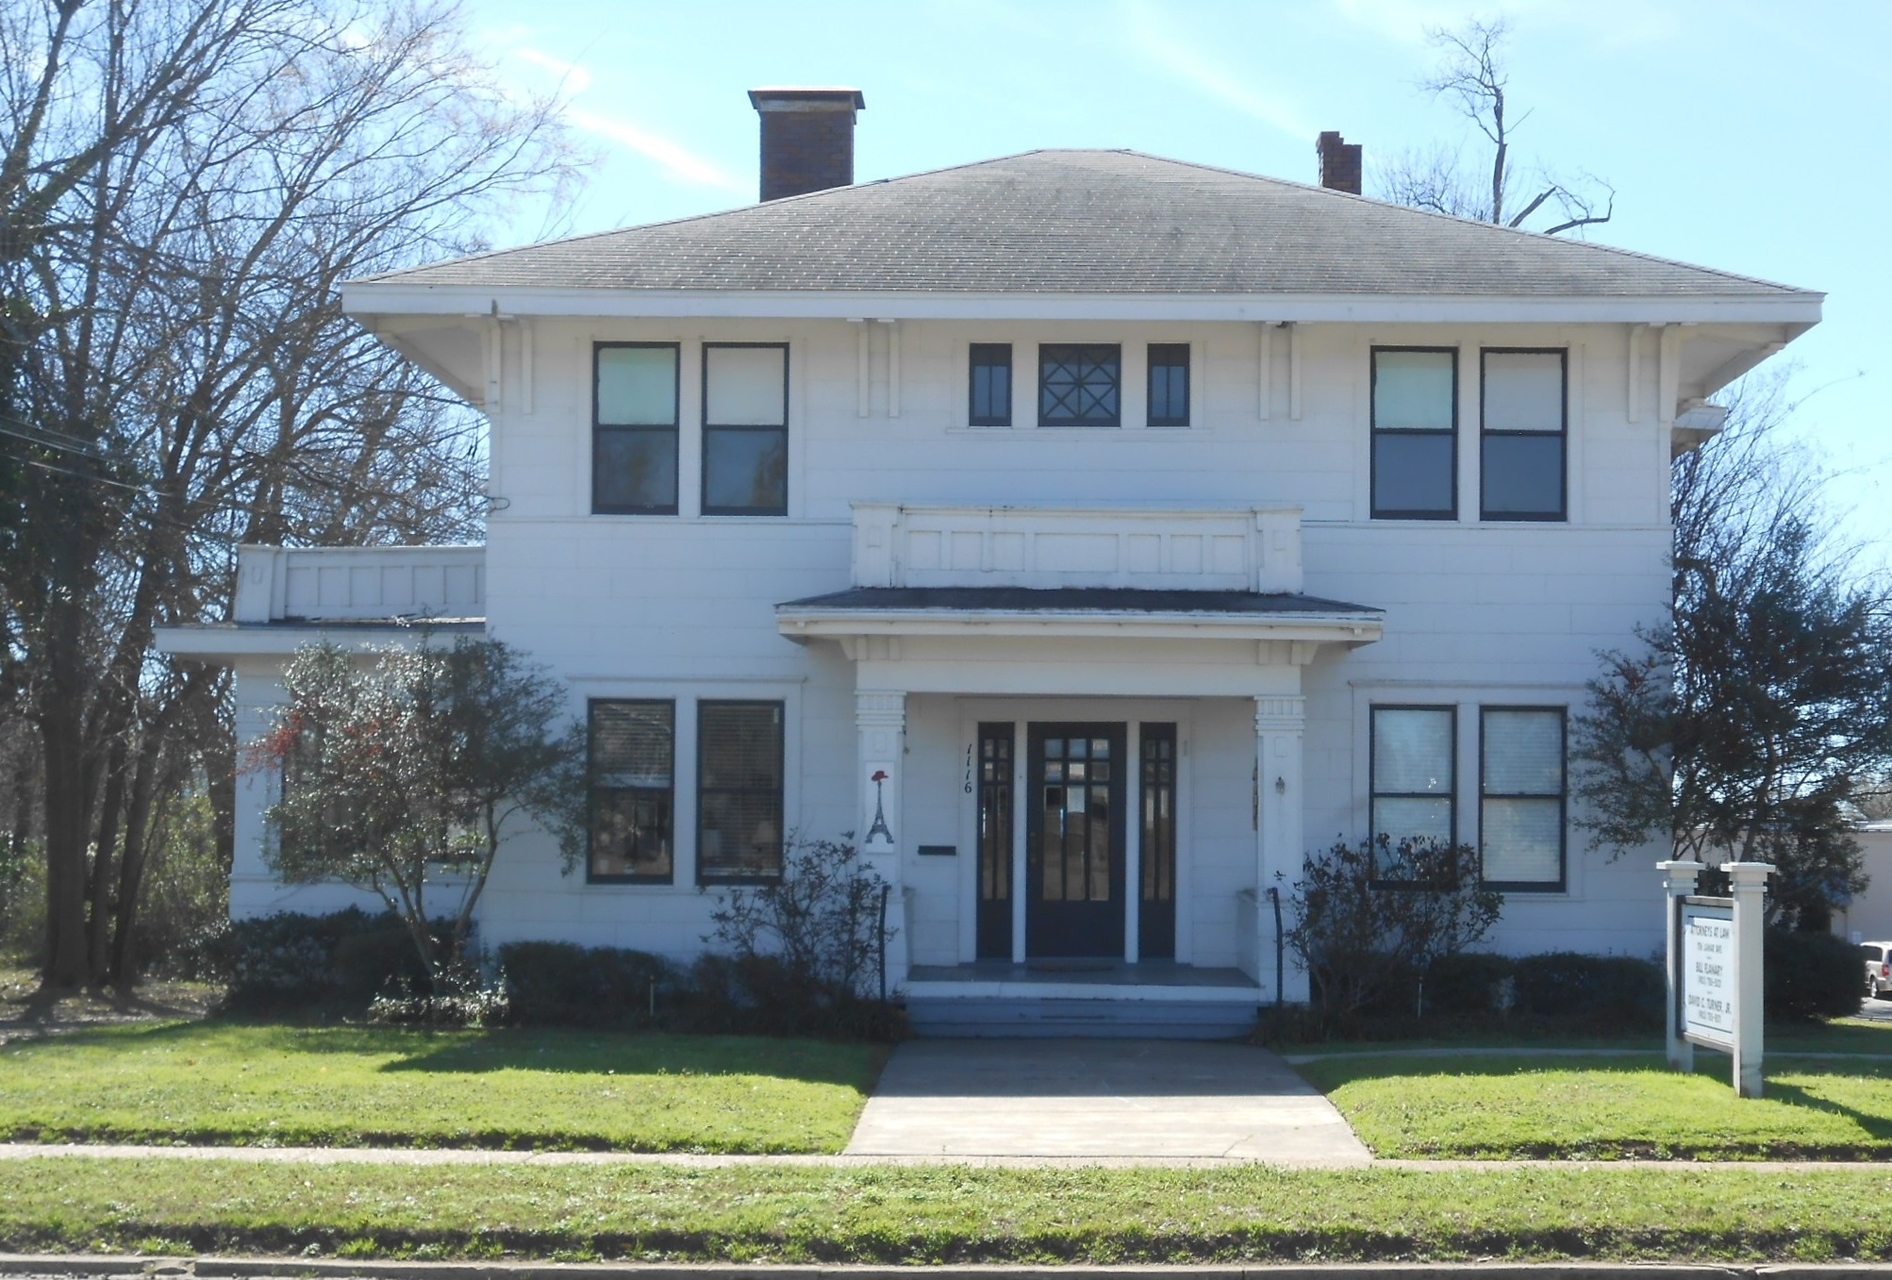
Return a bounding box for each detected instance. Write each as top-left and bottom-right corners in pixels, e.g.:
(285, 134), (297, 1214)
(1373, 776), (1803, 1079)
(905, 959), (1263, 1039)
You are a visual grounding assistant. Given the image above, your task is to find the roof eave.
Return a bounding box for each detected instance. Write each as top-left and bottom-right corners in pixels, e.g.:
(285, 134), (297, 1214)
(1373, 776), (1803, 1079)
(775, 606), (1385, 646)
(342, 283), (1823, 327)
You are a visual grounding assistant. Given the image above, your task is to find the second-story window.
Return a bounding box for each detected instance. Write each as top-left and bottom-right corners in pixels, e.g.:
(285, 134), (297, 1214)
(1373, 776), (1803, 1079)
(593, 343), (679, 515)
(702, 343), (788, 516)
(1371, 347), (1456, 519)
(1039, 343), (1121, 427)
(1482, 349), (1567, 521)
(1147, 343), (1190, 426)
(969, 343), (1012, 426)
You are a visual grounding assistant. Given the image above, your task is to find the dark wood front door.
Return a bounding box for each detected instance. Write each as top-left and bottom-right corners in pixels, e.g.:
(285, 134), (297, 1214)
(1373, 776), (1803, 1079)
(1026, 723), (1126, 958)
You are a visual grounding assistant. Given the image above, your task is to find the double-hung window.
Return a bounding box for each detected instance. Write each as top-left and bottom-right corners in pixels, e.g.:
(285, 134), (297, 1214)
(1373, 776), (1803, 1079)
(1147, 343), (1190, 426)
(969, 343), (1012, 426)
(1481, 349), (1567, 520)
(1479, 707), (1566, 889)
(1370, 705), (1455, 881)
(702, 343), (788, 516)
(587, 700), (674, 883)
(1039, 344), (1121, 426)
(593, 343), (679, 514)
(697, 700), (784, 883)
(1371, 348), (1457, 519)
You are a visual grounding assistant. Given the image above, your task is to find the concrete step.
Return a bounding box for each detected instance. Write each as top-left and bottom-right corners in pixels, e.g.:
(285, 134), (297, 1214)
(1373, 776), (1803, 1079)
(906, 995), (1259, 1040)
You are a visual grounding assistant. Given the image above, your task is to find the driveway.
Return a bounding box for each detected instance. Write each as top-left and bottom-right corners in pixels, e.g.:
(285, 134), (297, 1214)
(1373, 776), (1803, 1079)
(844, 1037), (1370, 1164)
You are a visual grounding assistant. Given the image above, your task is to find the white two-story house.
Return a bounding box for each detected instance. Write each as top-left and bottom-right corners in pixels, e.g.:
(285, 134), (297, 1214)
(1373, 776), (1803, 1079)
(158, 89), (1820, 1033)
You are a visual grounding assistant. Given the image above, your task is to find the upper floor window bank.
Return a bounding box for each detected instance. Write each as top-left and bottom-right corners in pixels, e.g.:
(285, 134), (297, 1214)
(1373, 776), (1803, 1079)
(593, 343), (679, 515)
(1481, 350), (1566, 521)
(702, 343), (789, 516)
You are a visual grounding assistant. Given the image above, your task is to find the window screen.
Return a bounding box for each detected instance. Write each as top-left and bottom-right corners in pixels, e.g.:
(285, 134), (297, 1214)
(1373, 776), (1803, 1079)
(1482, 350), (1566, 521)
(969, 343), (1012, 426)
(1147, 344), (1190, 426)
(697, 700), (784, 882)
(1038, 344), (1121, 426)
(588, 700), (674, 882)
(1372, 348), (1456, 519)
(1372, 706), (1455, 878)
(593, 344), (678, 514)
(702, 343), (787, 515)
(1480, 707), (1565, 888)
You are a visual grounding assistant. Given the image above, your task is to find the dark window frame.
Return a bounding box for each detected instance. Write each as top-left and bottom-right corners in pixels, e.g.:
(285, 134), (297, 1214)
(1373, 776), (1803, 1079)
(968, 343), (1013, 426)
(1369, 703), (1458, 888)
(585, 698), (676, 885)
(1147, 343), (1190, 427)
(1370, 345), (1459, 521)
(1480, 347), (1569, 522)
(695, 698), (786, 885)
(592, 341), (680, 516)
(1477, 704), (1568, 892)
(1037, 342), (1123, 427)
(700, 341), (789, 517)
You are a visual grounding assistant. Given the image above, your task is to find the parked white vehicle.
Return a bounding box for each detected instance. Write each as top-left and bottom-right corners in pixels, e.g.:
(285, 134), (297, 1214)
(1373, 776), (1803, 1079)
(1861, 941), (1892, 998)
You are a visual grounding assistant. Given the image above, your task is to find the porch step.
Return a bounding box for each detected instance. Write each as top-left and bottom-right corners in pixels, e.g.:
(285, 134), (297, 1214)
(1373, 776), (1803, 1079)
(905, 995), (1260, 1040)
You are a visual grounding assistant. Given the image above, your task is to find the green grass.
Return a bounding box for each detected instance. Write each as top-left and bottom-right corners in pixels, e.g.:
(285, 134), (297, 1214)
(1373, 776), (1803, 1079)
(1298, 1049), (1892, 1159)
(1283, 1015), (1892, 1059)
(0, 1022), (885, 1153)
(3, 1158), (1892, 1262)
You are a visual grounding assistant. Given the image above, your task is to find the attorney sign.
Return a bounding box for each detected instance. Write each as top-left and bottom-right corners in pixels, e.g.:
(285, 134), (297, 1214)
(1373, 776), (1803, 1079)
(1681, 902), (1735, 1047)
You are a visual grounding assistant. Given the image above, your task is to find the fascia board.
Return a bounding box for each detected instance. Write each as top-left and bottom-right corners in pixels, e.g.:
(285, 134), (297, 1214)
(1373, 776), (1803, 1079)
(343, 284), (1823, 327)
(155, 622), (483, 661)
(775, 609), (1384, 644)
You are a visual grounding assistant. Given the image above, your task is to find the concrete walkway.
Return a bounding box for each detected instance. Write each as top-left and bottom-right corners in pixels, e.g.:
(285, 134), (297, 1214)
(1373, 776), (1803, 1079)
(843, 1037), (1371, 1164)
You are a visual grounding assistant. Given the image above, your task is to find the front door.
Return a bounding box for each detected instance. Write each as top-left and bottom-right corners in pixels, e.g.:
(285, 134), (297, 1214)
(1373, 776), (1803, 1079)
(1026, 723), (1126, 958)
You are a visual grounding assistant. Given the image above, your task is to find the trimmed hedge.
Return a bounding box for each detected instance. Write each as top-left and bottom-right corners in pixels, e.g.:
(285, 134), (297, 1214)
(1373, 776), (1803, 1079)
(1765, 926), (1863, 1021)
(203, 907), (433, 1013)
(495, 941), (676, 1029)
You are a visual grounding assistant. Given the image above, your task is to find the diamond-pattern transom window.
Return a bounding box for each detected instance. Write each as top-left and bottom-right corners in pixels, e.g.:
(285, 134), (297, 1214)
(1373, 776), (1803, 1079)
(1038, 344), (1120, 426)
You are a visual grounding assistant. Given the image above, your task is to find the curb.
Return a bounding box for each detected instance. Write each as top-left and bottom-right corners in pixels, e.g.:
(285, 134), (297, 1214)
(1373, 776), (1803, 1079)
(8, 1259), (1892, 1280)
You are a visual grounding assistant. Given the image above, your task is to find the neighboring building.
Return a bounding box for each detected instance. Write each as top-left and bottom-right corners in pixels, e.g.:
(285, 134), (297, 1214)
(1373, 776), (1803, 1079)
(157, 91), (1821, 1031)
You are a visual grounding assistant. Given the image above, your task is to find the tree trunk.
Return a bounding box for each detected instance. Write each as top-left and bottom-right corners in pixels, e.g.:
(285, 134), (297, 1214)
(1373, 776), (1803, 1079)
(87, 735), (129, 983)
(37, 613), (91, 988)
(109, 728), (167, 986)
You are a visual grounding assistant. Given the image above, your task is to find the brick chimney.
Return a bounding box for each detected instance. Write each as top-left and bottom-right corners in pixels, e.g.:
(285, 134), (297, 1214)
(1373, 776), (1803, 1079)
(1316, 131), (1362, 195)
(748, 87), (866, 201)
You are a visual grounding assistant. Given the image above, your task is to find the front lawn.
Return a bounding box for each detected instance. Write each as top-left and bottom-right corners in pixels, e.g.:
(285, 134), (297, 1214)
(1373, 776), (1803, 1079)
(0, 1022), (885, 1153)
(3, 1158), (1891, 1263)
(1297, 1049), (1892, 1159)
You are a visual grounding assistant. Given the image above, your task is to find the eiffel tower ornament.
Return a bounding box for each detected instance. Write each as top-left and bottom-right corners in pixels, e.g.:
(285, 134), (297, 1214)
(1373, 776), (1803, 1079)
(866, 768), (894, 848)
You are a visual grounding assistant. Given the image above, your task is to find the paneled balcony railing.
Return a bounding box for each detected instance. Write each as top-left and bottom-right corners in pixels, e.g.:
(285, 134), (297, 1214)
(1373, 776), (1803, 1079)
(232, 544), (485, 623)
(850, 504), (1303, 595)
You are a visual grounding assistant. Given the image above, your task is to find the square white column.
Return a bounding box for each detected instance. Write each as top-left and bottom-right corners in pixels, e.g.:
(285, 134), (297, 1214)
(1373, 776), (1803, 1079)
(856, 689), (908, 991)
(1255, 695), (1307, 1003)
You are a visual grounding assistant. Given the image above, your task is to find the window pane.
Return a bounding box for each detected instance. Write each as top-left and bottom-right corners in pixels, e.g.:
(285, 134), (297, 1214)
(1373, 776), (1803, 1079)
(970, 344), (1012, 425)
(698, 702), (784, 881)
(589, 700), (673, 881)
(592, 701), (673, 787)
(1483, 434), (1563, 516)
(1374, 350), (1454, 430)
(1148, 343), (1189, 426)
(594, 428), (677, 512)
(1484, 352), (1563, 432)
(1481, 797), (1561, 883)
(596, 346), (677, 426)
(1373, 796), (1454, 846)
(1374, 708), (1453, 794)
(705, 345), (786, 426)
(1039, 344), (1121, 426)
(703, 427), (786, 514)
(1373, 433), (1454, 515)
(1484, 709), (1562, 795)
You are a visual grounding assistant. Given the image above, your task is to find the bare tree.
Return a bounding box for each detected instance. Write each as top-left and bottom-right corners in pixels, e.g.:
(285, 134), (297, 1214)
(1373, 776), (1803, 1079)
(1376, 18), (1614, 236)
(0, 0), (576, 991)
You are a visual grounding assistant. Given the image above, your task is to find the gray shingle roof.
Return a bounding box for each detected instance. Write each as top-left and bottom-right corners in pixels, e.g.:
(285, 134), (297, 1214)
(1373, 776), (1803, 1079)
(361, 150), (1809, 299)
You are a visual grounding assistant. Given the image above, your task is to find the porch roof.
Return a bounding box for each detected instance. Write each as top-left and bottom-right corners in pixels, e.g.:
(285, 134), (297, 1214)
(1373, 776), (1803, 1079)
(776, 585), (1383, 650)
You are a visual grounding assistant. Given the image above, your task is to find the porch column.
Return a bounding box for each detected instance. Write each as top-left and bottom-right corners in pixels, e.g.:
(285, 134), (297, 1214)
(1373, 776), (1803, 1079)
(856, 689), (909, 993)
(1255, 695), (1308, 1003)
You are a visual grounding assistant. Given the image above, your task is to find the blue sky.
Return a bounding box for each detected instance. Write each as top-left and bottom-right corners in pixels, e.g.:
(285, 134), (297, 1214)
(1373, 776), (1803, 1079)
(467, 0), (1889, 560)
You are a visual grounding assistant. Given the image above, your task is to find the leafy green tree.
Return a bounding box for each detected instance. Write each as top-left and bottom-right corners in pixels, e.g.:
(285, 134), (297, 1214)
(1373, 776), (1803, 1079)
(1572, 377), (1892, 928)
(252, 637), (585, 988)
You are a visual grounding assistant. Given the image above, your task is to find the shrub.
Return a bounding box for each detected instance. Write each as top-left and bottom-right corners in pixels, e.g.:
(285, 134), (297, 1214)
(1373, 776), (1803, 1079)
(204, 907), (436, 1013)
(367, 979), (511, 1028)
(1421, 951), (1519, 1017)
(1765, 926), (1862, 1021)
(1284, 835), (1503, 1018)
(1512, 952), (1665, 1025)
(677, 951), (905, 1041)
(497, 941), (676, 1029)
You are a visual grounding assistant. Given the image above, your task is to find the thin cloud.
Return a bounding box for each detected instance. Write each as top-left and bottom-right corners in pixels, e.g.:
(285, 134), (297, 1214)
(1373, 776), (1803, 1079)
(512, 47), (744, 195)
(1122, 3), (1315, 141)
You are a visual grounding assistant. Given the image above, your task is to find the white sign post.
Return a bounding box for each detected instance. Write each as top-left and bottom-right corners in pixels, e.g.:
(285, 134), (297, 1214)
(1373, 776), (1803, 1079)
(1661, 858), (1773, 1098)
